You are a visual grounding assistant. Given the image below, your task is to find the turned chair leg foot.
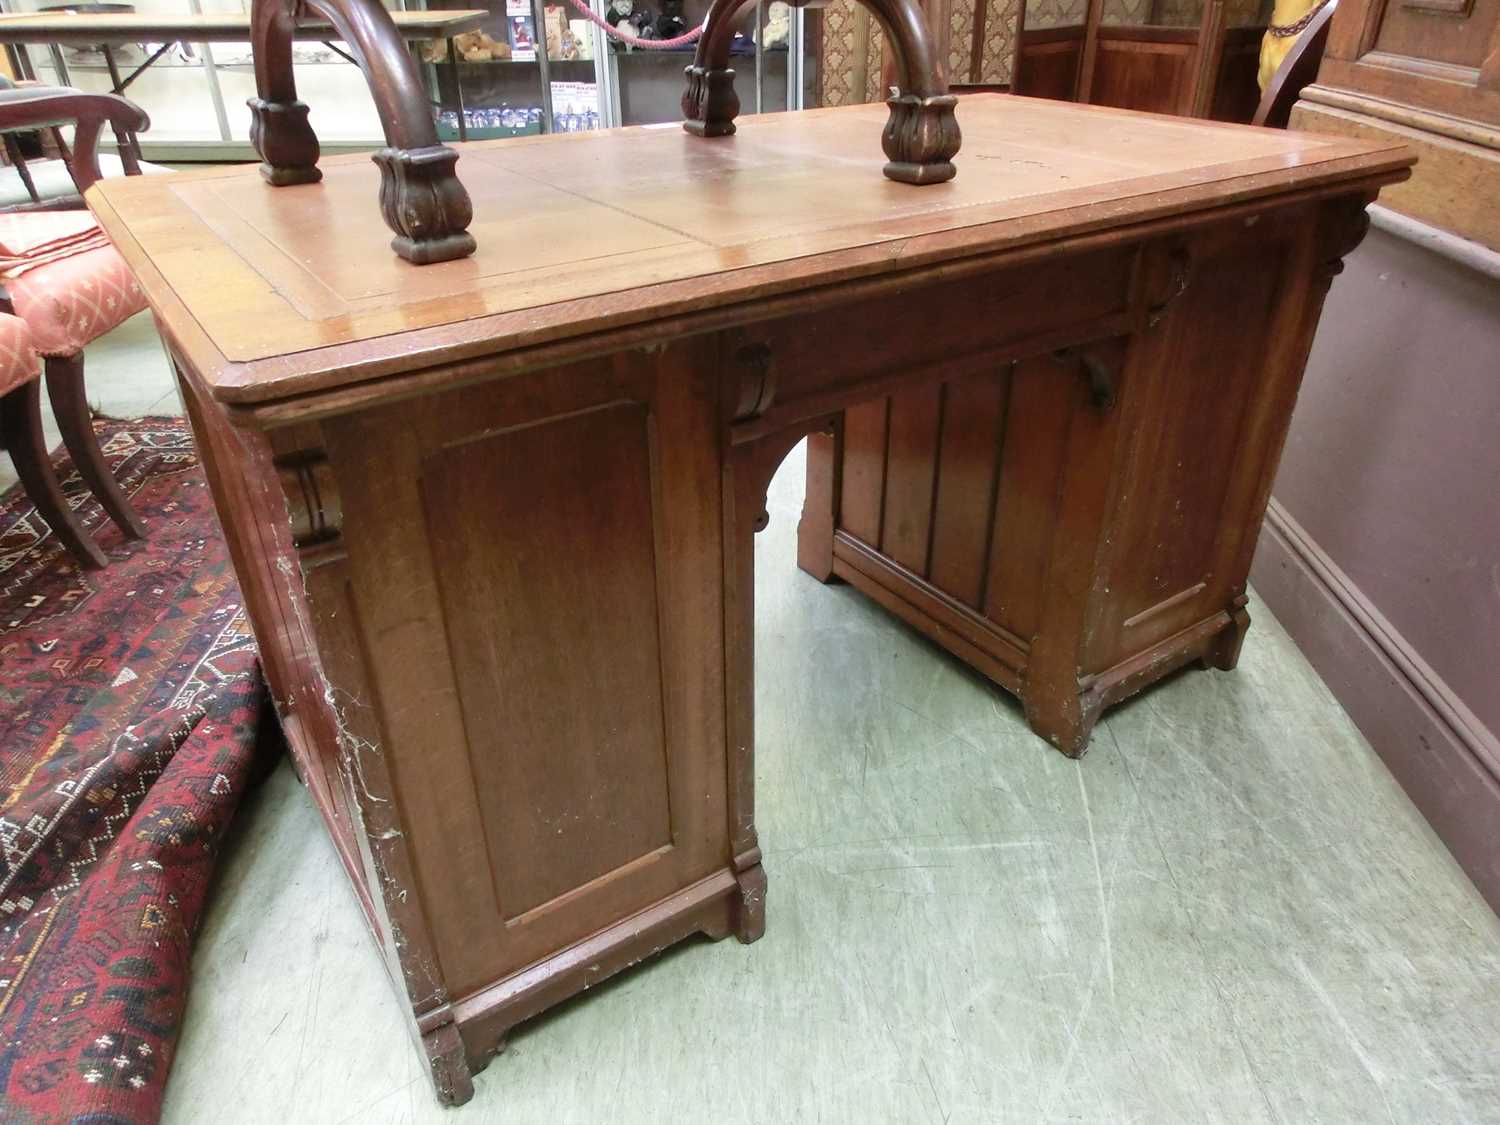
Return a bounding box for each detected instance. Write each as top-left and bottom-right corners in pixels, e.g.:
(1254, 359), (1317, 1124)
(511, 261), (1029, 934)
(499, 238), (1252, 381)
(0, 378), (107, 568)
(46, 353), (147, 540)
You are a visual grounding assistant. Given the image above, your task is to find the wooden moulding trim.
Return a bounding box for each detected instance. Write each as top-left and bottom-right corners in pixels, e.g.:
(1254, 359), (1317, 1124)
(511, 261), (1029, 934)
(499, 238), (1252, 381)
(280, 709), (383, 933)
(831, 531), (1029, 688)
(730, 315), (1135, 447)
(1299, 83), (1500, 152)
(1078, 611), (1232, 708)
(1261, 499), (1500, 782)
(1094, 25), (1199, 45)
(448, 867), (738, 1048)
(1368, 204), (1500, 281)
(1020, 24), (1086, 44)
(214, 170), (1412, 430)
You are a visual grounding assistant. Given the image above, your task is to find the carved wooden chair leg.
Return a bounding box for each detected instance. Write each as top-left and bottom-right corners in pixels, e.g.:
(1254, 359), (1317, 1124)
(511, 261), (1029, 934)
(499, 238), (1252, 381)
(0, 378), (108, 568)
(46, 352), (146, 540)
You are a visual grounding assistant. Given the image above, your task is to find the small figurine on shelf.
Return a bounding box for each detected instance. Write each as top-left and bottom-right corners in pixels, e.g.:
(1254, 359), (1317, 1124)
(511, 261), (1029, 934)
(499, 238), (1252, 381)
(544, 5), (581, 59)
(606, 0), (648, 47)
(446, 29), (511, 62)
(762, 1), (790, 49)
(653, 0), (687, 40)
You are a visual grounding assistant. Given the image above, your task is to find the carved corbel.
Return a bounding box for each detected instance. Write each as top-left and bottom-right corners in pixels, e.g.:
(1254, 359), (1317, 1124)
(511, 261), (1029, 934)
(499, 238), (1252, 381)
(275, 449), (343, 550)
(1316, 192), (1376, 284)
(249, 0), (475, 264)
(683, 0), (960, 184)
(1146, 244), (1193, 328)
(1052, 342), (1121, 412)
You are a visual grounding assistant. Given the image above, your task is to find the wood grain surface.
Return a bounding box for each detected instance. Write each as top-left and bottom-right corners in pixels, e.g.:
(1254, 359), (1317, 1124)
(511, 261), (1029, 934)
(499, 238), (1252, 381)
(90, 95), (1412, 404)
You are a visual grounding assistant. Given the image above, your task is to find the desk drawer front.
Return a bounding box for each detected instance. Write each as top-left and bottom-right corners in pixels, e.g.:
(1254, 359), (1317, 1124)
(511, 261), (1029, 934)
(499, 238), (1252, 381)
(730, 245), (1139, 433)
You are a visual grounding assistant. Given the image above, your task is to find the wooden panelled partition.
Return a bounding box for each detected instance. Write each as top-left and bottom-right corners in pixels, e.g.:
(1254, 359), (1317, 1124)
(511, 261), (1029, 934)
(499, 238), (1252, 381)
(92, 98), (1410, 1106)
(1011, 0), (1267, 120)
(802, 203), (1347, 753)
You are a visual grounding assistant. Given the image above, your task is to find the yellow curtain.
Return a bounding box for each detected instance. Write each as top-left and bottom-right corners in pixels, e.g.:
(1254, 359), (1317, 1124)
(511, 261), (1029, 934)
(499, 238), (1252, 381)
(1258, 0), (1320, 90)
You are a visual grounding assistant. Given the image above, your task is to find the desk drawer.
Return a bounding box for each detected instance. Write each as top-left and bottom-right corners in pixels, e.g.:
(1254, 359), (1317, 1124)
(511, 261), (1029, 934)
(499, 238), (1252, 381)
(728, 244), (1140, 432)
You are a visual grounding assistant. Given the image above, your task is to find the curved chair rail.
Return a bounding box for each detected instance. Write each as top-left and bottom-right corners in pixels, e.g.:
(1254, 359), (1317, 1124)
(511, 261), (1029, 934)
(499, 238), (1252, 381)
(681, 0), (961, 184)
(248, 0), (475, 264)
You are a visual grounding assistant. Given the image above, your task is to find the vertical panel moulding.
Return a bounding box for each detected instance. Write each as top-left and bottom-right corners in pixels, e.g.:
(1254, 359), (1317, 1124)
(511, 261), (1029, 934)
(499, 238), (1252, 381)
(837, 397), (891, 544)
(880, 384), (944, 575)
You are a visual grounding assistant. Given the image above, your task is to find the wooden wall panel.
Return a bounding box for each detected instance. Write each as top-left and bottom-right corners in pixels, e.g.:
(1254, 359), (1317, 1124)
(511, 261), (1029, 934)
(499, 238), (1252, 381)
(833, 356), (1078, 644)
(1090, 225), (1296, 666)
(839, 399), (889, 544)
(928, 369), (1011, 608)
(1372, 0), (1499, 70)
(421, 403), (673, 920)
(982, 354), (1074, 642)
(1014, 28), (1087, 98)
(880, 385), (944, 572)
(1089, 35), (1197, 114)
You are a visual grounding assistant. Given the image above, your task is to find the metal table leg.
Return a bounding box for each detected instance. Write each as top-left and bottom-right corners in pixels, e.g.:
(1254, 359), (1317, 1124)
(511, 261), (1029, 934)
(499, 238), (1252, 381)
(447, 38), (467, 142)
(100, 44), (144, 162)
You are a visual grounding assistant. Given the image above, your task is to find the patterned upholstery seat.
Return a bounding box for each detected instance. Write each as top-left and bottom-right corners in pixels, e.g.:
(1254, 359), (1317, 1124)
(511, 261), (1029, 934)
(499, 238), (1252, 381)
(0, 308), (37, 394)
(6, 244), (147, 357)
(0, 218), (149, 568)
(0, 306), (118, 568)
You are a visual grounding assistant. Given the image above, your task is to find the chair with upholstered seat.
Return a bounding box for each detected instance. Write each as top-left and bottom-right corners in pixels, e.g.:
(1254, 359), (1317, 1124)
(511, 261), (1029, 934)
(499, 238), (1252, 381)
(0, 88), (152, 566)
(0, 309), (114, 566)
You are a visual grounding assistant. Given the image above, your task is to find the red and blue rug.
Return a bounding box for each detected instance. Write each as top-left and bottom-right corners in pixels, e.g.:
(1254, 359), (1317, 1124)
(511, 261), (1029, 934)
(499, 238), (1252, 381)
(0, 416), (272, 1124)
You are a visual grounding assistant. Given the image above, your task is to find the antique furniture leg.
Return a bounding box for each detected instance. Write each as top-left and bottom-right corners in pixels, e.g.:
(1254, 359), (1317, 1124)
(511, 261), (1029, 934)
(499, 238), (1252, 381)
(796, 424), (839, 583)
(249, 0), (475, 264)
(46, 353), (147, 540)
(0, 377), (107, 568)
(682, 0), (960, 184)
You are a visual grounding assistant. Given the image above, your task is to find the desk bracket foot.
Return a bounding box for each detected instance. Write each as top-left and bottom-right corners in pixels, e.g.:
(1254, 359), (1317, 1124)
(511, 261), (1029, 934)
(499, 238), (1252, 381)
(732, 849), (766, 944)
(1022, 691), (1104, 759)
(419, 1008), (475, 1106)
(1201, 594), (1251, 672)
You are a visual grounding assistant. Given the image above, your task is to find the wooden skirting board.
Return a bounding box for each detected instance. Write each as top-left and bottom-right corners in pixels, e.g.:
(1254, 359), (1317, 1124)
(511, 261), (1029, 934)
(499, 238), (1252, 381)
(1251, 498), (1500, 915)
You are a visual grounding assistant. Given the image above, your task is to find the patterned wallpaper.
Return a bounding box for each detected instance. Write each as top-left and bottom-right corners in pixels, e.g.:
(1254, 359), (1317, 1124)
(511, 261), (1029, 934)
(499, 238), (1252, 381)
(977, 0), (1019, 83)
(820, 0), (1022, 105)
(815, 0), (1268, 108)
(1023, 0), (1087, 30)
(1099, 0), (1155, 23)
(819, 0), (869, 106)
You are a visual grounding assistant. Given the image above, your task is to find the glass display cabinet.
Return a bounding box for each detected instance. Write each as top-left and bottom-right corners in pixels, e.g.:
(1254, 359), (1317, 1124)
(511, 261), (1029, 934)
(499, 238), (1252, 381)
(0, 0), (817, 156)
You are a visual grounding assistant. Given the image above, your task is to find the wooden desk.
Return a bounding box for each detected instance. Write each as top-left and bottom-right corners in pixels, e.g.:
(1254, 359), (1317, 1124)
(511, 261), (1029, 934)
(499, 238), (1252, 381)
(89, 96), (1410, 1105)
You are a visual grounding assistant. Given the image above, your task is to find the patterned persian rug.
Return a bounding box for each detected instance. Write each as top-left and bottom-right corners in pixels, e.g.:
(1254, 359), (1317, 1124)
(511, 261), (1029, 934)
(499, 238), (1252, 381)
(0, 416), (274, 1124)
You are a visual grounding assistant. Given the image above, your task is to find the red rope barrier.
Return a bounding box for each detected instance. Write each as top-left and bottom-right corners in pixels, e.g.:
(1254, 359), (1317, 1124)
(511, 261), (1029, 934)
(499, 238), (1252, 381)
(560, 0), (704, 49)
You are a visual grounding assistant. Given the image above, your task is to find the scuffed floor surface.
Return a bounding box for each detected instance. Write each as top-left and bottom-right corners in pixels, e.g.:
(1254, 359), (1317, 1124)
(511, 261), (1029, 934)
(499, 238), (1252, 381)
(164, 442), (1500, 1124)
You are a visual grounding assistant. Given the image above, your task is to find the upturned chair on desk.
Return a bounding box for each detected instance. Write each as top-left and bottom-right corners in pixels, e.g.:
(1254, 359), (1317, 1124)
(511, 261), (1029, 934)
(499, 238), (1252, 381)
(0, 87), (151, 567)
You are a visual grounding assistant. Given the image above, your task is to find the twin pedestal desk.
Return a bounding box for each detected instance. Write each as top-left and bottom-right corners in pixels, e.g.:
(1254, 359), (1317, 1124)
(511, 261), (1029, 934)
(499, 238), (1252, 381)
(91, 97), (1409, 1104)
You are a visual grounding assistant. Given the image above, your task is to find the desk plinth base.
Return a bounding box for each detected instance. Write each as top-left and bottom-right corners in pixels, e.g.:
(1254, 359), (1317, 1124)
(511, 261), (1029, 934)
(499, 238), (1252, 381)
(432, 864), (762, 1103)
(809, 524), (1254, 755)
